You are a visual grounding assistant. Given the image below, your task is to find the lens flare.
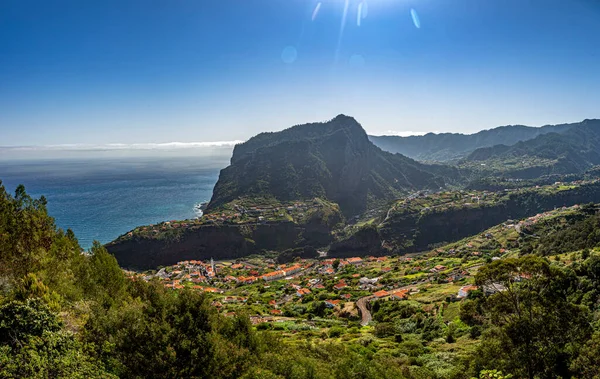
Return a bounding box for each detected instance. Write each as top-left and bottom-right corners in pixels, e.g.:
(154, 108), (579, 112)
(335, 0), (350, 63)
(281, 46), (298, 64)
(357, 2), (363, 26)
(411, 8), (421, 29)
(312, 2), (321, 21)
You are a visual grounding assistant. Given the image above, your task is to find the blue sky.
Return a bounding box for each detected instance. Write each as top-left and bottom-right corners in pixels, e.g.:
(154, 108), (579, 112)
(1, 0), (599, 146)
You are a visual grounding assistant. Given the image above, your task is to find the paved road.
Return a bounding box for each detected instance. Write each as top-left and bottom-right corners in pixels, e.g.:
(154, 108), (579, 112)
(356, 281), (429, 326)
(356, 295), (375, 326)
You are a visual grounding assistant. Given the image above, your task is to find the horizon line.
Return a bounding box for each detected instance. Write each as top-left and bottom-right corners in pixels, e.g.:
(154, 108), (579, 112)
(0, 141), (246, 151)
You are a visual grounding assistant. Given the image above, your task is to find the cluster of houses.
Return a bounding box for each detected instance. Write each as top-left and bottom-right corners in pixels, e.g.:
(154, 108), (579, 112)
(129, 250), (495, 323)
(260, 263), (306, 281)
(141, 259), (219, 290)
(125, 219), (201, 238)
(204, 199), (327, 224)
(514, 204), (581, 233)
(457, 271), (533, 299)
(395, 189), (502, 215)
(371, 288), (411, 300)
(138, 258), (322, 293)
(123, 200), (333, 240)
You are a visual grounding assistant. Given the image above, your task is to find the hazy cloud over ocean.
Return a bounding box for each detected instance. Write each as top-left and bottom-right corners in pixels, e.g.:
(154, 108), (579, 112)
(0, 141), (242, 161)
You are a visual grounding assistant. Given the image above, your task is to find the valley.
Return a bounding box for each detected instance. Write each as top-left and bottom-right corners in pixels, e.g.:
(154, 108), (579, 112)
(4, 115), (600, 379)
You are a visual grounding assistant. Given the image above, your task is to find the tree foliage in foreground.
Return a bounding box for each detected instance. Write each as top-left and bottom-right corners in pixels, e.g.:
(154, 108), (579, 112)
(472, 256), (597, 379)
(2, 182), (600, 378)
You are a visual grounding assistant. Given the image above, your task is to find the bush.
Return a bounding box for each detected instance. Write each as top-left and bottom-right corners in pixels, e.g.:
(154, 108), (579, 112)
(328, 326), (344, 338)
(470, 325), (482, 339)
(374, 322), (396, 338)
(256, 322), (272, 330)
(358, 335), (374, 347)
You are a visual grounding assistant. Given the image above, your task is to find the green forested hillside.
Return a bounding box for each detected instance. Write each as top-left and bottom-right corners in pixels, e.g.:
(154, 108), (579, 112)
(0, 183), (434, 378)
(208, 115), (464, 217)
(3, 183), (600, 378)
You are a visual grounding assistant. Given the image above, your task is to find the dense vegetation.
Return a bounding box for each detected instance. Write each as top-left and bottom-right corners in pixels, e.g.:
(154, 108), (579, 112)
(4, 181), (600, 378)
(0, 183), (415, 378)
(329, 181), (600, 256)
(208, 115), (464, 217)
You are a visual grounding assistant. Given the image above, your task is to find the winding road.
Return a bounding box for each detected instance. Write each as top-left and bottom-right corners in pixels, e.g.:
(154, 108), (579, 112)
(356, 295), (375, 326)
(356, 281), (430, 326)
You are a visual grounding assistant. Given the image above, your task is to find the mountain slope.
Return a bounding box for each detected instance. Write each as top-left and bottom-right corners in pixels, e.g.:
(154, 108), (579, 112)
(465, 119), (600, 177)
(329, 181), (600, 257)
(369, 122), (574, 161)
(207, 115), (463, 217)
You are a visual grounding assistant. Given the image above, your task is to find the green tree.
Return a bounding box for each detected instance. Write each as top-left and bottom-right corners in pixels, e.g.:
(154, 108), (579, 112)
(571, 332), (600, 379)
(0, 299), (112, 378)
(472, 370), (513, 379)
(78, 241), (127, 307)
(332, 259), (340, 270)
(474, 256), (591, 379)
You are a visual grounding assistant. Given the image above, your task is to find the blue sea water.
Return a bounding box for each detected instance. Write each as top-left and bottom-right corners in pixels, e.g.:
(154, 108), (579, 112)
(0, 156), (225, 250)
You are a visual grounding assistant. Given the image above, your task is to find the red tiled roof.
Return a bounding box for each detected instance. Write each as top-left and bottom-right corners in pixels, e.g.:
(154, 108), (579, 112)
(391, 289), (408, 299)
(373, 290), (389, 298)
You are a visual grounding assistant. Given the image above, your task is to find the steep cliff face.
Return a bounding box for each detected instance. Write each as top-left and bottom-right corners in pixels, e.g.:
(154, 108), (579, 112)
(107, 220), (335, 270)
(328, 224), (388, 257)
(208, 115), (462, 217)
(329, 182), (600, 257)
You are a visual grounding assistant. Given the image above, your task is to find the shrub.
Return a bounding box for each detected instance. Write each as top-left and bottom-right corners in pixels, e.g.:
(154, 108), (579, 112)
(374, 322), (396, 338)
(328, 326), (344, 338)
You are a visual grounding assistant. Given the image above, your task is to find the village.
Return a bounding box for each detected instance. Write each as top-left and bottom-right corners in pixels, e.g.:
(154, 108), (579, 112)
(120, 197), (337, 241)
(128, 246), (493, 327)
(122, 202), (588, 335)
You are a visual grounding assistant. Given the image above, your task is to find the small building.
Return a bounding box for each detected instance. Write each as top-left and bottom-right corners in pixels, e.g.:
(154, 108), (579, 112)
(373, 290), (389, 299)
(296, 288), (311, 297)
(359, 277), (379, 285)
(260, 270), (286, 281)
(390, 289), (409, 300)
(347, 257), (363, 265)
(458, 285), (478, 298)
(284, 265), (303, 276)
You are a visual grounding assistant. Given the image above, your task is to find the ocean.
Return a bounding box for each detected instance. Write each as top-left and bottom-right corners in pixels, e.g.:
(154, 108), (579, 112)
(0, 156), (227, 250)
